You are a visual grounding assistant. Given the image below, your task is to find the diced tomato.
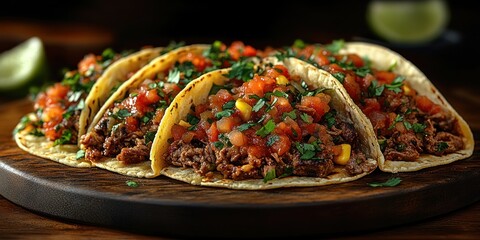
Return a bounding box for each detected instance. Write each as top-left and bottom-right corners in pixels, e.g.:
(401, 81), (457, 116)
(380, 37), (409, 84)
(243, 45), (257, 57)
(315, 54), (330, 66)
(45, 83), (70, 105)
(268, 64), (290, 80)
(270, 135), (291, 156)
(247, 145), (268, 158)
(207, 122), (219, 142)
(367, 111), (388, 131)
(273, 97), (293, 115)
(301, 123), (320, 136)
(374, 70), (397, 84)
(345, 54), (364, 67)
(276, 118), (302, 141)
(327, 63), (343, 73)
(244, 76), (266, 97)
(216, 116), (238, 133)
(343, 74), (361, 102)
(171, 124), (188, 141)
(195, 103), (209, 117)
(44, 128), (61, 141)
(42, 105), (64, 123)
(416, 95), (443, 115)
(300, 95), (330, 122)
(125, 116), (139, 132)
(78, 54), (98, 75)
(361, 98), (381, 116)
(227, 41), (257, 61)
(144, 89), (161, 104)
(181, 131), (196, 143)
(228, 130), (247, 146)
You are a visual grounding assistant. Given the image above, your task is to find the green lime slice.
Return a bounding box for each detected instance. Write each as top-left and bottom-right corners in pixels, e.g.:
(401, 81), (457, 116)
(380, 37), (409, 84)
(366, 0), (450, 44)
(0, 37), (48, 96)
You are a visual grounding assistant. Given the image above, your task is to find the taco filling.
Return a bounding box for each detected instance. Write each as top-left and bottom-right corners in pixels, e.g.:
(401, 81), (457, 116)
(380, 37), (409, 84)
(281, 40), (464, 162)
(17, 48), (131, 146)
(163, 63), (375, 181)
(80, 41), (259, 164)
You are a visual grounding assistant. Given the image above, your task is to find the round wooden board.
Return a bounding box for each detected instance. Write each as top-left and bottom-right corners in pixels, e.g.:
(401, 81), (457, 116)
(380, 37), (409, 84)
(1, 99), (479, 238)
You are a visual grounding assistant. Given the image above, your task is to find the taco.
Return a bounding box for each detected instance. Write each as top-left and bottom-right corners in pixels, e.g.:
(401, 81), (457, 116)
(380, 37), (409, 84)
(13, 44), (171, 167)
(151, 57), (380, 190)
(281, 40), (474, 172)
(80, 41), (260, 178)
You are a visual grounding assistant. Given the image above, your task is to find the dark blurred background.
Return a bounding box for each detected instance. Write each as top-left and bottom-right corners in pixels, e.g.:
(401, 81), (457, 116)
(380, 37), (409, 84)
(1, 0), (479, 92)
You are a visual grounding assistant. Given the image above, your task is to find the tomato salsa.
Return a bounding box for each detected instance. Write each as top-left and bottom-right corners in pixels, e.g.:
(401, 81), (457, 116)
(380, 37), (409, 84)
(25, 48), (129, 145)
(81, 41), (259, 164)
(164, 62), (375, 182)
(283, 40), (464, 161)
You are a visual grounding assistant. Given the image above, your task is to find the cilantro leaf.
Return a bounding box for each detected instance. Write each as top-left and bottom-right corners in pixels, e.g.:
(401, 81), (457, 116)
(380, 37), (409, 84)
(368, 177), (402, 187)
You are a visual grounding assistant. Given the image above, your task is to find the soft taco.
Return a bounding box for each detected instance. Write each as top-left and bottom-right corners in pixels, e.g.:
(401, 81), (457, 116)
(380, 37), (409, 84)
(80, 41), (260, 178)
(13, 44), (171, 167)
(151, 57), (380, 190)
(281, 40), (474, 172)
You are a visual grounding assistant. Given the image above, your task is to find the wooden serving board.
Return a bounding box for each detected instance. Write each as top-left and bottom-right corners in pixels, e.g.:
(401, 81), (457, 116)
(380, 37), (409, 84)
(1, 99), (479, 238)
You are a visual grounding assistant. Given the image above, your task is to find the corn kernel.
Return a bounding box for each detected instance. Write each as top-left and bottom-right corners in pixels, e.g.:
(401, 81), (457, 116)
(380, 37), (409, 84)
(402, 84), (412, 95)
(178, 120), (191, 128)
(235, 99), (252, 121)
(334, 144), (351, 165)
(276, 75), (289, 85)
(241, 164), (254, 172)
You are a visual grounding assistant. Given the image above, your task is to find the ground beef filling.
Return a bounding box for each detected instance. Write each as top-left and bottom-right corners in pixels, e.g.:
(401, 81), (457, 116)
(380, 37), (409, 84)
(380, 91), (464, 161)
(165, 140), (369, 180)
(81, 110), (159, 164)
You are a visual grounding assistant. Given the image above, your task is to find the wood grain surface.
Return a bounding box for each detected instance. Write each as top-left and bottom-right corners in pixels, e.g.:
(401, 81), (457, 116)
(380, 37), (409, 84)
(1, 92), (479, 239)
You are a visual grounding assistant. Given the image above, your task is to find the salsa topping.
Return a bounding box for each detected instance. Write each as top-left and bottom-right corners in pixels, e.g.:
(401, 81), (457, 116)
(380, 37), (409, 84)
(279, 39), (464, 161)
(29, 48), (127, 145)
(164, 63), (375, 181)
(81, 41), (260, 164)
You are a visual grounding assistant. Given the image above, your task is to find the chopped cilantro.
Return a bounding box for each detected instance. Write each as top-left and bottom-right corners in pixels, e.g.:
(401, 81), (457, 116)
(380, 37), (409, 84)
(332, 72), (346, 83)
(368, 177), (402, 187)
(388, 114), (404, 130)
(144, 131), (156, 144)
(385, 76), (405, 93)
(126, 180), (139, 188)
(325, 39), (345, 54)
(437, 142), (449, 152)
(215, 109), (234, 119)
(256, 119), (276, 137)
(282, 110), (297, 120)
(76, 150), (85, 160)
(266, 135), (280, 147)
(237, 122), (256, 132)
(263, 168), (276, 183)
(412, 123), (426, 133)
(227, 60), (256, 81)
(368, 80), (385, 97)
(53, 130), (72, 146)
(167, 68), (180, 84)
(252, 98), (266, 112)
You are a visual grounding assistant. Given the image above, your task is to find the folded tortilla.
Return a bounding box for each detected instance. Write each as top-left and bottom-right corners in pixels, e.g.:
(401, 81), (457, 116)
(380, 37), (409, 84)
(80, 44), (211, 177)
(151, 58), (381, 190)
(338, 42), (474, 172)
(14, 47), (165, 167)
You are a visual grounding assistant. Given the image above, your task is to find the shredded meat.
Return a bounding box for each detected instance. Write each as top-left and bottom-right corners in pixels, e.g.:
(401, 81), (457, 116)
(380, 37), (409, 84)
(384, 131), (422, 161)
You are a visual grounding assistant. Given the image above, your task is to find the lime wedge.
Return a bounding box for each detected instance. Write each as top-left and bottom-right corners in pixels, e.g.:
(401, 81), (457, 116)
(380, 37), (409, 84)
(0, 37), (48, 97)
(366, 0), (450, 44)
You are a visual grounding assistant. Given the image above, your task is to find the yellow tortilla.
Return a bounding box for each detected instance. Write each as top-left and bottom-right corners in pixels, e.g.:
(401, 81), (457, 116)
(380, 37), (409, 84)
(151, 58), (381, 190)
(339, 42), (474, 173)
(79, 47), (164, 144)
(82, 44), (209, 178)
(13, 47), (164, 168)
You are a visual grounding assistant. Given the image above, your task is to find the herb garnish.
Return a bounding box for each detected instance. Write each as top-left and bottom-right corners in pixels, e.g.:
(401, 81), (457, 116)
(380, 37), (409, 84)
(368, 177), (402, 187)
(126, 180), (139, 188)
